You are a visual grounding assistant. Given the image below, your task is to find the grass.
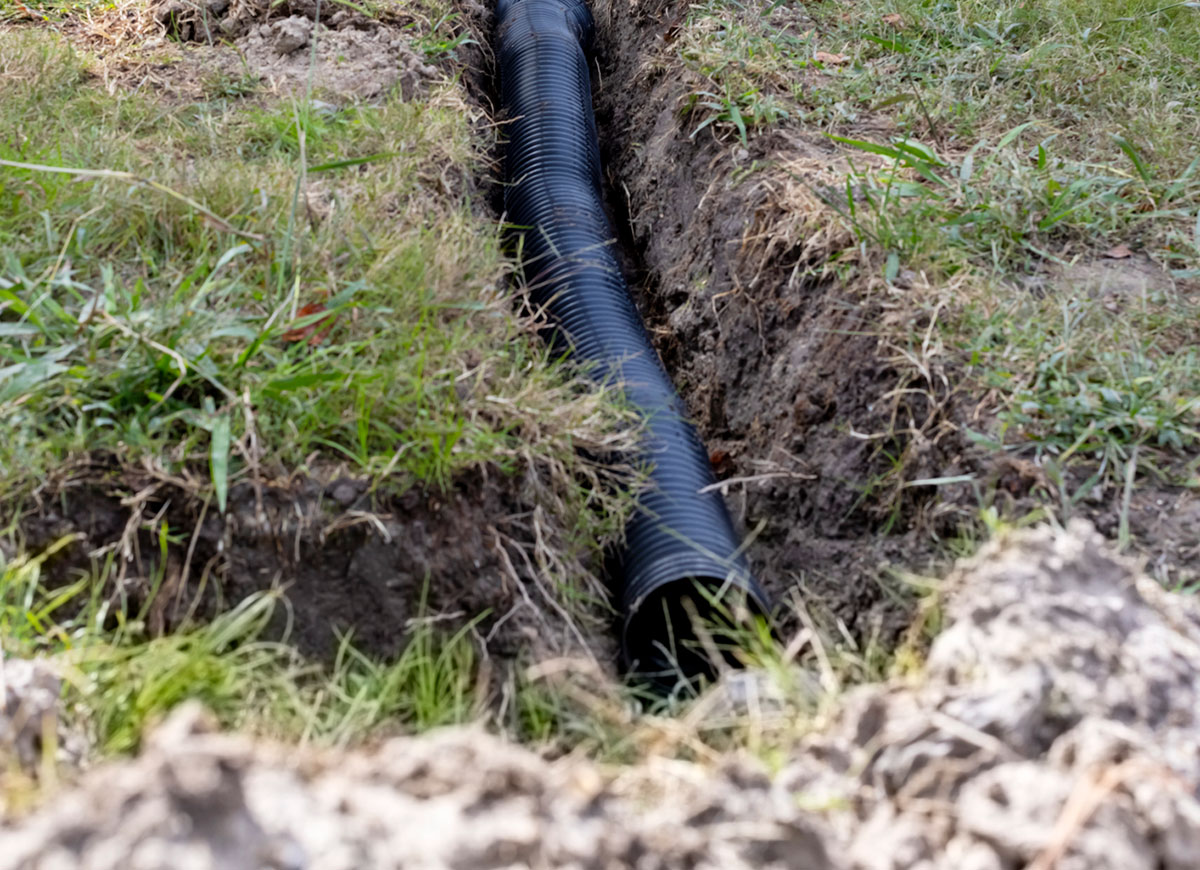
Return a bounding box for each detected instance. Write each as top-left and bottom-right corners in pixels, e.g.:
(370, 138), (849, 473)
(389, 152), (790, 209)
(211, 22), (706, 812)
(2, 0), (1198, 803)
(0, 16), (634, 778)
(675, 0), (1200, 497)
(1, 531), (866, 777)
(508, 572), (939, 765)
(1, 30), (628, 502)
(0, 536), (485, 759)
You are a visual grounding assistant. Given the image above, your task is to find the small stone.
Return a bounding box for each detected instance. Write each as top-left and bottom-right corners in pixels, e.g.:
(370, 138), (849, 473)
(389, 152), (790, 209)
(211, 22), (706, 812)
(1, 656), (62, 769)
(328, 478), (362, 507)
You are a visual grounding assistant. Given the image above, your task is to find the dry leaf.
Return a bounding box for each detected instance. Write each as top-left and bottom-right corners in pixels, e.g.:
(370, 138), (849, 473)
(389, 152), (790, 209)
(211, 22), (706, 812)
(709, 449), (734, 476)
(1103, 244), (1133, 259)
(814, 51), (851, 65)
(881, 13), (904, 26)
(282, 302), (336, 346)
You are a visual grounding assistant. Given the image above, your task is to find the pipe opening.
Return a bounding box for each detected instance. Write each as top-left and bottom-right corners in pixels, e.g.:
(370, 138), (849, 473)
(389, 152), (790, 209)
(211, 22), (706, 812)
(623, 578), (769, 693)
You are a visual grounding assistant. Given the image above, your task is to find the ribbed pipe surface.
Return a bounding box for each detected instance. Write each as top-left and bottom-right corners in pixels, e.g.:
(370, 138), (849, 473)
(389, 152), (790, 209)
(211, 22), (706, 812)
(495, 0), (769, 680)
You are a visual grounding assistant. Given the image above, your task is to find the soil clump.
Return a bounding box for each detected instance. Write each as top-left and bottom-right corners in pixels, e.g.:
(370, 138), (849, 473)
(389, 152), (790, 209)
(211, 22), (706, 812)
(4, 521), (1198, 869)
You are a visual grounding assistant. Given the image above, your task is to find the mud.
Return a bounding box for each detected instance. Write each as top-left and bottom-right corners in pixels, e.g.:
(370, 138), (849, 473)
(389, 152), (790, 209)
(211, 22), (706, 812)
(17, 462), (612, 664)
(5, 521), (1198, 869)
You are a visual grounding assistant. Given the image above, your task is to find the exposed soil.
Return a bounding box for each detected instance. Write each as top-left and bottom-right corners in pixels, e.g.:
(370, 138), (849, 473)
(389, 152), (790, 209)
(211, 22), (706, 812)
(587, 0), (1200, 634)
(13, 459), (614, 665)
(57, 0), (447, 102)
(1103, 488), (1200, 587)
(590, 0), (964, 640)
(1044, 252), (1184, 301)
(6, 521), (1199, 868)
(231, 16), (435, 100)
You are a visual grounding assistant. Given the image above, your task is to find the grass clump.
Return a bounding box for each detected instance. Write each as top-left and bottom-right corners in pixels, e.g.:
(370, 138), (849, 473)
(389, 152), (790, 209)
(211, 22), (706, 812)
(0, 29), (628, 506)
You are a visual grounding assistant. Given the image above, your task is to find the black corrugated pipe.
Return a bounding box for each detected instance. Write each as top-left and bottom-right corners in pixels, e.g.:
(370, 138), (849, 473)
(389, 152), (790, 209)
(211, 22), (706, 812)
(495, 0), (770, 686)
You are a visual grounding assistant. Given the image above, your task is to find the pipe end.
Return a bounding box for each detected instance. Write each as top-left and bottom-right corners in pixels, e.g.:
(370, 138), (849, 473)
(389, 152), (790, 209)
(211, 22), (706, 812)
(622, 575), (771, 694)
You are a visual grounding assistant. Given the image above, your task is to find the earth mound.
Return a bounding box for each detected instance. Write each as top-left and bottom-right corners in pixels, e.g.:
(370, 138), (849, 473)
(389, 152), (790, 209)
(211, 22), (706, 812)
(4, 520), (1197, 869)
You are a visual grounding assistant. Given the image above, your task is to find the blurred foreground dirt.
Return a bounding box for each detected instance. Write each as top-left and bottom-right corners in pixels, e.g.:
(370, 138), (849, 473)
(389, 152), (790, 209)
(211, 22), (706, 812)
(3, 520), (1198, 870)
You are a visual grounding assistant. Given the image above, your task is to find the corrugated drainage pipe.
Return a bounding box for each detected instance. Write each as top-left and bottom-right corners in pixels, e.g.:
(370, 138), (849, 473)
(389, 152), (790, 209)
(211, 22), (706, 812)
(495, 0), (770, 685)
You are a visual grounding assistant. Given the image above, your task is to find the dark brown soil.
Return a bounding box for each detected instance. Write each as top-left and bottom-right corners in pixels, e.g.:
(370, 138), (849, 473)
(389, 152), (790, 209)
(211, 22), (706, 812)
(589, 0), (969, 641)
(586, 0), (1200, 634)
(14, 460), (612, 665)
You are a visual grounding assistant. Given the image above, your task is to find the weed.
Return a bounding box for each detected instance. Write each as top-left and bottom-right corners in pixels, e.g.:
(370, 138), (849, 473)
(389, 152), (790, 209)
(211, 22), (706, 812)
(687, 87), (789, 145)
(201, 68), (261, 101)
(411, 11), (479, 62)
(823, 122), (1200, 483)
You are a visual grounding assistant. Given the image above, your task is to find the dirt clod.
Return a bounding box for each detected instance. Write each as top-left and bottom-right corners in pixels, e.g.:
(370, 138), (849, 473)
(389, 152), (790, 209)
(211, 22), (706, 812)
(0, 658), (62, 772)
(236, 19), (436, 99)
(269, 15), (312, 54)
(779, 519), (1200, 869)
(5, 522), (1198, 868)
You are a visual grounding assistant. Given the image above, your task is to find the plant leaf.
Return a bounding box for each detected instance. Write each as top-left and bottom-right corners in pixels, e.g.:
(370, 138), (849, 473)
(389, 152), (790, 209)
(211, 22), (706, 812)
(210, 412), (231, 514)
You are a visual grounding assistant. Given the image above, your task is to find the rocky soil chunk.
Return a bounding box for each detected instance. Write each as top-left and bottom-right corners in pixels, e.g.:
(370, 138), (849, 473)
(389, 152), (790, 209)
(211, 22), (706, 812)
(0, 704), (832, 870)
(779, 519), (1200, 869)
(0, 657), (62, 771)
(2, 521), (1197, 869)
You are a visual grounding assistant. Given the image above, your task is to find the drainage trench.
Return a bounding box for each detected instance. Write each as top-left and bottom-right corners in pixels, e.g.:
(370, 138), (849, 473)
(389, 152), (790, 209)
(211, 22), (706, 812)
(493, 0), (769, 685)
